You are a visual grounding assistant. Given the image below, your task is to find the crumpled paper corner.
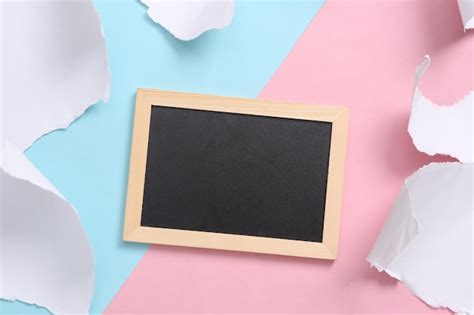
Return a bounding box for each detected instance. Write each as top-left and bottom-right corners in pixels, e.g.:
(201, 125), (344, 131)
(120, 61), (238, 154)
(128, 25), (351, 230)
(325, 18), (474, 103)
(457, 0), (474, 30)
(0, 142), (95, 314)
(368, 162), (473, 314)
(1, 0), (110, 313)
(368, 56), (473, 314)
(367, 184), (419, 272)
(140, 0), (235, 41)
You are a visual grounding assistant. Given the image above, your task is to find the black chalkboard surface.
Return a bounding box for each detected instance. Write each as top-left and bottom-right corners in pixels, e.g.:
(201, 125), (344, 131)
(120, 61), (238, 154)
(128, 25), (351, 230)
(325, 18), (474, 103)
(142, 106), (331, 242)
(124, 89), (348, 259)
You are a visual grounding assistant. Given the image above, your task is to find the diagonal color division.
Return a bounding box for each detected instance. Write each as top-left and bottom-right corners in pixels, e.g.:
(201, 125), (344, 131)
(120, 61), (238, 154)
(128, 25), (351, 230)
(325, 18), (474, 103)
(104, 0), (472, 313)
(1, 1), (325, 314)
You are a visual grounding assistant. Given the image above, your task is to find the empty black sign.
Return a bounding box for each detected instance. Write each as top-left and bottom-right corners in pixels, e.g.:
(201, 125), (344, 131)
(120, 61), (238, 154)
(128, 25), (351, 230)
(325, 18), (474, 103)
(141, 105), (332, 242)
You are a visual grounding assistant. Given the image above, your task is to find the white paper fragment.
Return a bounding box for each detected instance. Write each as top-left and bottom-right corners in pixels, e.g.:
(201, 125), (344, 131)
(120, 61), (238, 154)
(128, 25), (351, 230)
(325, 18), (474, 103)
(369, 56), (474, 314)
(1, 0), (110, 151)
(0, 142), (94, 315)
(408, 56), (474, 163)
(1, 0), (110, 313)
(141, 0), (235, 41)
(458, 0), (474, 30)
(367, 184), (419, 270)
(368, 162), (473, 314)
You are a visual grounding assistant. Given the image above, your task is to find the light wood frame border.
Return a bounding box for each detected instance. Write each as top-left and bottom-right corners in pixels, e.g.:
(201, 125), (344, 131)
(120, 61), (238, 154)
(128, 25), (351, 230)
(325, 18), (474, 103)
(124, 89), (349, 260)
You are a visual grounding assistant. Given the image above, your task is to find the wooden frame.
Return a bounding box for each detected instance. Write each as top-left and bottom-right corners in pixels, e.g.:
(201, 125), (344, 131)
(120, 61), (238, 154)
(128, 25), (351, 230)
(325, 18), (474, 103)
(124, 89), (349, 259)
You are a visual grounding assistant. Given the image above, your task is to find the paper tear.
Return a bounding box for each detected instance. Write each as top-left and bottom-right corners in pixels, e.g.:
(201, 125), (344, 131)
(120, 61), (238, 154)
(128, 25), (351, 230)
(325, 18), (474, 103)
(141, 0), (235, 41)
(1, 0), (110, 313)
(369, 56), (474, 314)
(368, 163), (473, 314)
(458, 0), (474, 30)
(408, 55), (474, 163)
(1, 0), (110, 151)
(0, 142), (94, 314)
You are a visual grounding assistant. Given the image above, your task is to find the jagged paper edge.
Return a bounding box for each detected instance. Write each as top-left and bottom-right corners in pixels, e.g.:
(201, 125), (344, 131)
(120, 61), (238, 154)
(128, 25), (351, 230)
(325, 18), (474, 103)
(408, 55), (473, 163)
(368, 55), (473, 314)
(1, 0), (111, 151)
(0, 142), (94, 314)
(140, 0), (235, 41)
(368, 162), (473, 314)
(1, 0), (110, 313)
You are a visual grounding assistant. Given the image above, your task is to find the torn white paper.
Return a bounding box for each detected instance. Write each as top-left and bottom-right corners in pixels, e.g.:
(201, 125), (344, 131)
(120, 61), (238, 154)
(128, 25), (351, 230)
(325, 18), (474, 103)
(368, 56), (474, 314)
(1, 0), (110, 151)
(458, 0), (474, 30)
(409, 56), (474, 163)
(141, 0), (235, 41)
(0, 142), (94, 315)
(1, 0), (110, 313)
(368, 162), (473, 314)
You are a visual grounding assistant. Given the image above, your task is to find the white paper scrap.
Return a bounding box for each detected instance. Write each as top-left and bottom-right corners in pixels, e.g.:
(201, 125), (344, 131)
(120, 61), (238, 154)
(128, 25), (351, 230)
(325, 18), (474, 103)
(409, 56), (474, 163)
(0, 142), (94, 315)
(141, 0), (235, 41)
(1, 0), (110, 151)
(1, 0), (110, 313)
(458, 0), (474, 30)
(369, 56), (474, 314)
(368, 162), (473, 314)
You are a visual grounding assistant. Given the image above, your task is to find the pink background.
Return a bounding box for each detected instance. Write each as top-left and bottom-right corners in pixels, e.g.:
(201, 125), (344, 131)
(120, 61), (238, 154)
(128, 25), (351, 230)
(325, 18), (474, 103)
(105, 1), (473, 313)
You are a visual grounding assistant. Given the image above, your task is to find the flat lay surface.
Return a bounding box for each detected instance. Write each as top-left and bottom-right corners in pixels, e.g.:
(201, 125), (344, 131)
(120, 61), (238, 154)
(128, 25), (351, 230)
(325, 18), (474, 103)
(2, 0), (472, 314)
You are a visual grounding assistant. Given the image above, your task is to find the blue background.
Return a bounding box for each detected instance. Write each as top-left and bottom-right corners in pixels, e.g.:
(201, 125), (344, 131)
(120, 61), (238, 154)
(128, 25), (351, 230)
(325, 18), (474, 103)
(1, 0), (323, 313)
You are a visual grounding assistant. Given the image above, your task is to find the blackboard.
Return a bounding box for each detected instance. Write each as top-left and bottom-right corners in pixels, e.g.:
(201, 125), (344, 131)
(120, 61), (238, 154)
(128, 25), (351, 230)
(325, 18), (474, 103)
(142, 106), (331, 242)
(124, 90), (348, 259)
